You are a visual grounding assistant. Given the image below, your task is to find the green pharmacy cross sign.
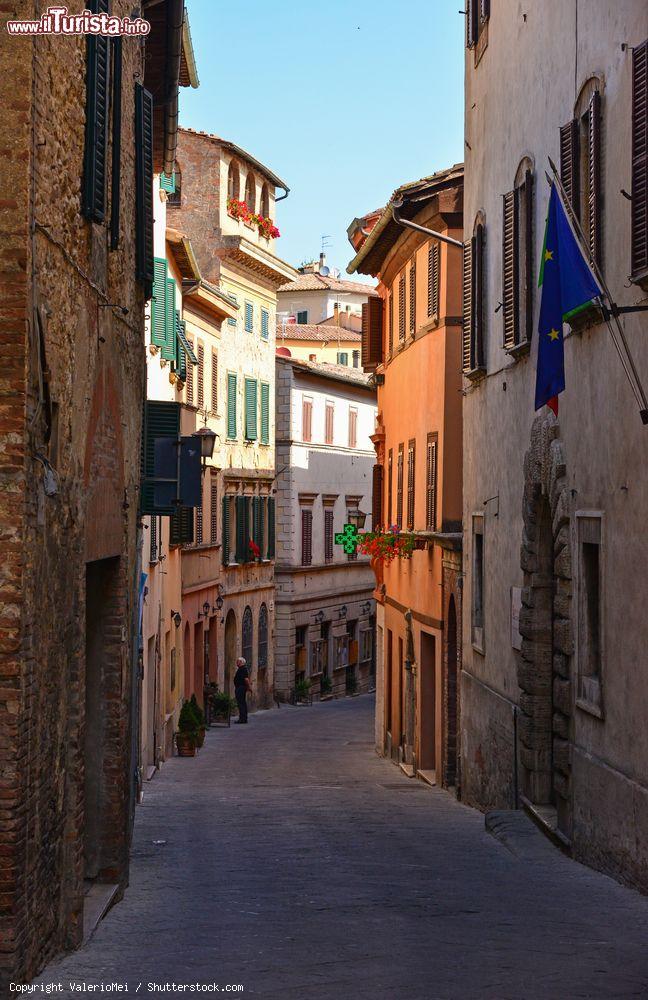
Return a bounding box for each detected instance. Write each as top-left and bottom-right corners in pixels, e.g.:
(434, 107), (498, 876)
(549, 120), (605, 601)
(335, 523), (362, 556)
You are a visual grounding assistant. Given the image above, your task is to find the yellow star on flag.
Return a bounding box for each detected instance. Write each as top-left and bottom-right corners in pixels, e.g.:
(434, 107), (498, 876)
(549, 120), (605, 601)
(544, 249), (554, 262)
(548, 328), (560, 341)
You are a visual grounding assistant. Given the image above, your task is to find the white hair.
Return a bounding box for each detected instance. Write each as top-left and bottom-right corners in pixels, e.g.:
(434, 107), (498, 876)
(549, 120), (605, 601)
(236, 657), (246, 667)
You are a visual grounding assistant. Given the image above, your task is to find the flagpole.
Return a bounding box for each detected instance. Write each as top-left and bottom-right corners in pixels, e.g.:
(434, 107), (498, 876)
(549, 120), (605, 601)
(546, 159), (648, 424)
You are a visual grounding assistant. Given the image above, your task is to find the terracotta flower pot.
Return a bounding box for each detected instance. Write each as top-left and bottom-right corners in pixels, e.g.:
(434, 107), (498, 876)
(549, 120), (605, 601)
(176, 732), (196, 757)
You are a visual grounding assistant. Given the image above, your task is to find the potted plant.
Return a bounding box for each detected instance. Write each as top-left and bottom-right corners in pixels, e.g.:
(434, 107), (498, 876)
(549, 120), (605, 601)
(356, 525), (416, 563)
(190, 694), (206, 748)
(320, 674), (333, 700)
(176, 700), (198, 757)
(209, 687), (236, 727)
(293, 677), (311, 705)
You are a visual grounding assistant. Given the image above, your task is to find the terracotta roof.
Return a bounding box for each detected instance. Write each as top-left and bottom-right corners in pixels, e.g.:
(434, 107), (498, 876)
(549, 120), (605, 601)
(276, 355), (374, 389)
(276, 273), (378, 296)
(178, 127), (288, 192)
(347, 163), (464, 277)
(277, 324), (361, 343)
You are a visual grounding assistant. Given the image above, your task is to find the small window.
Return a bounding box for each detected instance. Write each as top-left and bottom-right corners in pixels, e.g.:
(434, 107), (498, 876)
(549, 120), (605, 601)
(244, 302), (254, 333)
(260, 183), (270, 218)
(302, 396), (313, 442)
(471, 514), (485, 651)
(337, 352), (348, 366)
(325, 401), (334, 444)
(227, 160), (240, 202)
(301, 508), (313, 566)
(297, 310), (308, 324)
(245, 172), (256, 212)
(576, 514), (604, 715)
(348, 407), (358, 449)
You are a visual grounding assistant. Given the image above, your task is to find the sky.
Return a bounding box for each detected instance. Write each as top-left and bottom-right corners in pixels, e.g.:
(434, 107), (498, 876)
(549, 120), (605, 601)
(180, 0), (464, 283)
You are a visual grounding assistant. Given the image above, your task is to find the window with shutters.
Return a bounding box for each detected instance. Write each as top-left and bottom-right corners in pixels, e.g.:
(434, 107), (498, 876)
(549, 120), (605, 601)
(196, 342), (205, 408)
(227, 293), (238, 327)
(372, 464), (384, 529)
(406, 440), (416, 531)
(302, 396), (313, 442)
(267, 496), (275, 559)
(466, 0), (489, 52)
(222, 495), (232, 563)
(195, 500), (203, 546)
(425, 433), (438, 532)
(337, 352), (349, 366)
(109, 36), (123, 252)
(471, 514), (485, 652)
(244, 301), (254, 332)
(297, 310), (308, 324)
(227, 373), (237, 438)
(162, 278), (177, 361)
(560, 80), (602, 265)
(170, 505), (194, 546)
(245, 378), (258, 440)
(325, 402), (334, 445)
(258, 604), (269, 669)
(388, 290), (394, 355)
(387, 449), (393, 526)
(409, 260), (417, 334)
(186, 335), (195, 405)
(462, 219), (486, 377)
(210, 350), (218, 413)
(324, 509), (334, 563)
(245, 173), (256, 213)
(631, 41), (648, 283)
(398, 273), (406, 342)
(82, 0), (111, 223)
(301, 508), (313, 566)
(151, 258), (168, 349)
(361, 297), (384, 371)
(427, 243), (440, 320)
(348, 407), (358, 449)
(134, 82), (154, 294)
(140, 400), (181, 516)
(261, 308), (270, 340)
(260, 382), (270, 444)
(502, 162), (534, 352)
(210, 479), (218, 543)
(396, 444), (404, 529)
(149, 515), (158, 563)
(235, 495), (251, 563)
(242, 606), (253, 668)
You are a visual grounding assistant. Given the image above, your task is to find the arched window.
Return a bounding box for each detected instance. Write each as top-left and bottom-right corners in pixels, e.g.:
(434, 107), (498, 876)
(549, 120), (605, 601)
(260, 183), (270, 219)
(228, 159), (240, 202)
(258, 604), (268, 668)
(168, 161), (181, 207)
(242, 605), (253, 669)
(502, 157), (534, 351)
(245, 172), (256, 213)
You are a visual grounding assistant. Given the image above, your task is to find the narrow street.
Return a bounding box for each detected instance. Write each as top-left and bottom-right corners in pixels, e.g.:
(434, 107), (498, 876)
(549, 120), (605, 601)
(37, 696), (648, 1000)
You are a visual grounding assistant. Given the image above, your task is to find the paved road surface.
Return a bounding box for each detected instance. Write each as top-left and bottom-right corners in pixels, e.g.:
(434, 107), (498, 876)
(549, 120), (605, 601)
(34, 695), (648, 999)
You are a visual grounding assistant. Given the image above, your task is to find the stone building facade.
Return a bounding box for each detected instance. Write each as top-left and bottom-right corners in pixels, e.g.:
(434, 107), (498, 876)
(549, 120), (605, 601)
(0, 0), (193, 984)
(169, 128), (297, 707)
(347, 166), (464, 790)
(274, 356), (377, 701)
(461, 0), (648, 888)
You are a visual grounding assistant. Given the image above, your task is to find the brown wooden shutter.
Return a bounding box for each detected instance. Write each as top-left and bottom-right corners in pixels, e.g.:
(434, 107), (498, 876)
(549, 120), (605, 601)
(210, 479), (218, 543)
(186, 336), (194, 405)
(197, 341), (205, 408)
(480, 0), (490, 18)
(407, 440), (415, 531)
(632, 40), (648, 277)
(211, 350), (218, 412)
(523, 169), (534, 342)
(196, 500), (203, 546)
(372, 464), (384, 529)
(324, 509), (334, 562)
(302, 398), (312, 441)
(325, 402), (334, 444)
(560, 119), (580, 213)
(426, 433), (438, 532)
(396, 444), (404, 529)
(587, 89), (602, 264)
(409, 261), (416, 333)
(348, 408), (357, 449)
(388, 291), (394, 355)
(361, 297), (383, 370)
(399, 273), (406, 341)
(474, 223), (485, 369)
(502, 189), (519, 350)
(466, 0), (476, 47)
(301, 509), (312, 566)
(361, 302), (370, 368)
(461, 237), (474, 373)
(428, 243), (440, 319)
(387, 449), (393, 526)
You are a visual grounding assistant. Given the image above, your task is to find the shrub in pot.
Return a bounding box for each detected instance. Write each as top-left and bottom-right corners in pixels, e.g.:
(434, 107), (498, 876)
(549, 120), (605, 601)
(294, 678), (311, 704)
(176, 700), (198, 757)
(320, 675), (333, 698)
(190, 694), (206, 748)
(209, 688), (236, 723)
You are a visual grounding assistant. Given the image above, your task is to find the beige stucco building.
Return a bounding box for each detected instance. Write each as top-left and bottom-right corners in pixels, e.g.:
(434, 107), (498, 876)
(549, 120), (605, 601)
(274, 357), (377, 701)
(461, 0), (648, 890)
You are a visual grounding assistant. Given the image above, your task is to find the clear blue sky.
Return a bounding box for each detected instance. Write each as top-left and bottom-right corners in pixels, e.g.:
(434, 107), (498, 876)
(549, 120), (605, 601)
(181, 0), (464, 281)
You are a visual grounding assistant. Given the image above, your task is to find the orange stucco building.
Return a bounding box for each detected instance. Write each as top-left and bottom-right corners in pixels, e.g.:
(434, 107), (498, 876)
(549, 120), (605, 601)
(347, 165), (464, 789)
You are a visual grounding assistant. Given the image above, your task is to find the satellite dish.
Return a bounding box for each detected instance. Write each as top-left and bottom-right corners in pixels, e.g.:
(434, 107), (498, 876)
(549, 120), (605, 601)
(319, 265), (330, 277)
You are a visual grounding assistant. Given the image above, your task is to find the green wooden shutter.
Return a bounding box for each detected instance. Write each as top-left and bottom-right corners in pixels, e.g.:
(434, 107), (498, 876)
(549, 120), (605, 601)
(267, 497), (275, 559)
(174, 313), (187, 381)
(260, 382), (270, 444)
(261, 309), (269, 340)
(162, 279), (177, 360)
(252, 496), (261, 555)
(245, 302), (254, 332)
(222, 496), (230, 564)
(82, 0), (110, 222)
(152, 259), (167, 347)
(140, 400), (180, 515)
(109, 37), (122, 251)
(135, 83), (154, 295)
(259, 498), (266, 558)
(235, 496), (247, 562)
(227, 373), (237, 438)
(170, 506), (193, 545)
(160, 170), (176, 194)
(245, 378), (258, 440)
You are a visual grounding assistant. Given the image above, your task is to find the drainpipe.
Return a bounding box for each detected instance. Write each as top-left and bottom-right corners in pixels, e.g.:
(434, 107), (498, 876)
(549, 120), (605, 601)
(391, 200), (463, 249)
(161, 0), (184, 178)
(275, 185), (290, 203)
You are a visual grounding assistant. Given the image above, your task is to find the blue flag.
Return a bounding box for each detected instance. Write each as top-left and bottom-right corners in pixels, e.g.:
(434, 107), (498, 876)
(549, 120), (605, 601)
(535, 184), (602, 413)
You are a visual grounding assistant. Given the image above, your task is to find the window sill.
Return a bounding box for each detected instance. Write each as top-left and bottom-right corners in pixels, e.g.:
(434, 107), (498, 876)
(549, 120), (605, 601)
(505, 340), (531, 360)
(464, 365), (487, 383)
(630, 269), (648, 293)
(575, 697), (604, 720)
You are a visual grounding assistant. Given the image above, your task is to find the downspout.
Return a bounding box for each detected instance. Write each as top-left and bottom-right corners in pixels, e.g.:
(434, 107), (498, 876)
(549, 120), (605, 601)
(391, 200), (463, 249)
(162, 0), (184, 177)
(275, 185), (290, 203)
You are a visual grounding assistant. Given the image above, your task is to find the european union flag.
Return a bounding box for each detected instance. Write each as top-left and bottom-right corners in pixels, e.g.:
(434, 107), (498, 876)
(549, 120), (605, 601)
(535, 184), (602, 413)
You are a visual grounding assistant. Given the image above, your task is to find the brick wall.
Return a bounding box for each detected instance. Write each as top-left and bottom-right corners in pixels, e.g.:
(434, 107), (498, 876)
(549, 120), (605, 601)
(0, 4), (146, 984)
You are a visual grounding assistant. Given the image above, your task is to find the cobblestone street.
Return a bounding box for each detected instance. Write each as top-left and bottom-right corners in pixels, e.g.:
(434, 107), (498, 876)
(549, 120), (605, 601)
(35, 695), (648, 999)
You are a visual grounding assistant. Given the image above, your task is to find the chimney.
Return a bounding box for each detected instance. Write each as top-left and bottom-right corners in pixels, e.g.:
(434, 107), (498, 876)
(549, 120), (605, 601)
(319, 252), (326, 270)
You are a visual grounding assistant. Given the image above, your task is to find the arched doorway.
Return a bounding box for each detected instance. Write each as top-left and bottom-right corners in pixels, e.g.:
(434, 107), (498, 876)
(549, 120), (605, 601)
(242, 606), (253, 670)
(224, 609), (237, 696)
(445, 595), (458, 787)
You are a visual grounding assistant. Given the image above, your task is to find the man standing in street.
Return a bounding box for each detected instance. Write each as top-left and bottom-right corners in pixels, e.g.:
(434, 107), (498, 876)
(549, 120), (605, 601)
(234, 657), (251, 724)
